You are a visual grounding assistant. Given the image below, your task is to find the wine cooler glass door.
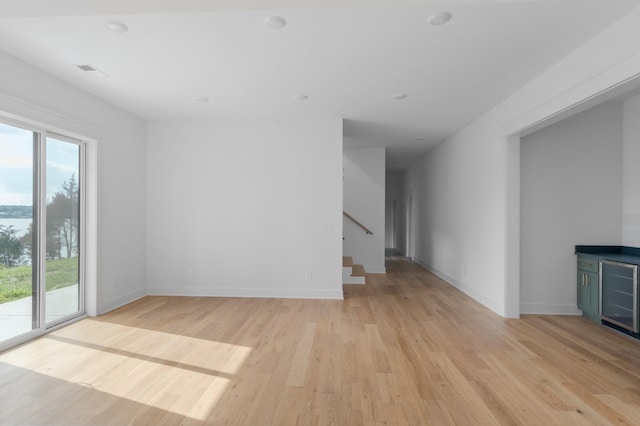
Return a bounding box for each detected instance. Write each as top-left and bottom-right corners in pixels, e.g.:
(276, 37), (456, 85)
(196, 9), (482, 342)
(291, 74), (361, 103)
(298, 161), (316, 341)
(599, 260), (638, 333)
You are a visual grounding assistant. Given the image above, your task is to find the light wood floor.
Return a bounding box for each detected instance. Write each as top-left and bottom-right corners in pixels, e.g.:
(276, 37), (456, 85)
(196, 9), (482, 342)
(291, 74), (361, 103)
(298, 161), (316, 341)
(2, 255), (640, 425)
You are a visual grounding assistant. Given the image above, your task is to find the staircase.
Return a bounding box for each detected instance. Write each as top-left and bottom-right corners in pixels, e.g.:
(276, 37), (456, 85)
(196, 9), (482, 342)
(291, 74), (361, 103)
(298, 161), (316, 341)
(343, 256), (366, 284)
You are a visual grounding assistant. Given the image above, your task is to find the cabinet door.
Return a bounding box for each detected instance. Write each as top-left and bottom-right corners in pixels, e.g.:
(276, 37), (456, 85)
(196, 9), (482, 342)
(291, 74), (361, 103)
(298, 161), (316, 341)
(577, 270), (584, 310)
(578, 270), (599, 321)
(584, 271), (599, 315)
(577, 255), (600, 321)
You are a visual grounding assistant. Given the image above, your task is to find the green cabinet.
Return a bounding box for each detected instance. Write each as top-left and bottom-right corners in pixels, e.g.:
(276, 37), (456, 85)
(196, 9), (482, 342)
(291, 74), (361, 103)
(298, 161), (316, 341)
(577, 255), (599, 321)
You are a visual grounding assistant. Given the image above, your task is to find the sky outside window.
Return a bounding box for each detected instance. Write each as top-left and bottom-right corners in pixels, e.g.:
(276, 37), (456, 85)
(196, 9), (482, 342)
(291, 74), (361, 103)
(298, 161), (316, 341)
(1, 123), (79, 207)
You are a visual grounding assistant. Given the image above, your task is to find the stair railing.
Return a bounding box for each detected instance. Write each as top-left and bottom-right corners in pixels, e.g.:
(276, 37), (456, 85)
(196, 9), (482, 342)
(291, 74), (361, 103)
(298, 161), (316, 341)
(343, 211), (373, 235)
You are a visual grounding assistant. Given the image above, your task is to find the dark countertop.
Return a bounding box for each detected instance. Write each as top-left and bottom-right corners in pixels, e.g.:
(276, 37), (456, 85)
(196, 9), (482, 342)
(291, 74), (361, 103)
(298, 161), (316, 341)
(575, 245), (640, 265)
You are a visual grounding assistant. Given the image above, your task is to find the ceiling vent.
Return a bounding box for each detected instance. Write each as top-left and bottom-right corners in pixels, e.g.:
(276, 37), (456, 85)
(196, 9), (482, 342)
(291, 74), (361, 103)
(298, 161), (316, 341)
(76, 64), (108, 77)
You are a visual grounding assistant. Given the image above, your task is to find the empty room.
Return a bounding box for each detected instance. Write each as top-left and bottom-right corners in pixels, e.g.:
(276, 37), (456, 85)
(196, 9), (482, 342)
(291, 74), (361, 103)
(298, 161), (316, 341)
(1, 0), (640, 424)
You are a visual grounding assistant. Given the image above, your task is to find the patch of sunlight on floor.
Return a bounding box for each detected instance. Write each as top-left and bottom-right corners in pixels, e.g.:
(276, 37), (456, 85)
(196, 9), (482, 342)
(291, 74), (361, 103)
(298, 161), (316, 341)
(59, 320), (251, 375)
(0, 320), (252, 421)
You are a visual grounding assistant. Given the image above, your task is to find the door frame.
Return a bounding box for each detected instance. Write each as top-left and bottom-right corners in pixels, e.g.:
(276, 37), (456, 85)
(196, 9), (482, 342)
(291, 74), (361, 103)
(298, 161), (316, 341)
(503, 73), (640, 318)
(0, 110), (97, 351)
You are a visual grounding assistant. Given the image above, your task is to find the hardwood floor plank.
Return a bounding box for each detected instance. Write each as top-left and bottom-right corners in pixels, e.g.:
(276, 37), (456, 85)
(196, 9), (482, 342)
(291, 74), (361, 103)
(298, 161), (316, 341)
(286, 322), (317, 387)
(2, 254), (640, 424)
(594, 394), (640, 424)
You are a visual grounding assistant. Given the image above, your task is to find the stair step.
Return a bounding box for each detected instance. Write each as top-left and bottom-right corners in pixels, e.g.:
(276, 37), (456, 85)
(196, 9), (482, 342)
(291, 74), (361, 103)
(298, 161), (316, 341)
(342, 266), (366, 284)
(351, 264), (366, 276)
(342, 257), (366, 284)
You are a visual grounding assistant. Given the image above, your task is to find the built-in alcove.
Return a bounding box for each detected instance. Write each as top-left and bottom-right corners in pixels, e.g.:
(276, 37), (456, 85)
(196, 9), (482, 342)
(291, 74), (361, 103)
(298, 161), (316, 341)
(519, 88), (640, 315)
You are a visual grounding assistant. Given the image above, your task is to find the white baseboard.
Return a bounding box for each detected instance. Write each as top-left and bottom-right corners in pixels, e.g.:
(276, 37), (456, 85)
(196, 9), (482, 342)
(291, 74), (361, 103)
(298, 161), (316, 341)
(413, 258), (581, 317)
(99, 288), (147, 315)
(147, 286), (344, 300)
(364, 265), (386, 274)
(520, 303), (582, 315)
(412, 257), (504, 316)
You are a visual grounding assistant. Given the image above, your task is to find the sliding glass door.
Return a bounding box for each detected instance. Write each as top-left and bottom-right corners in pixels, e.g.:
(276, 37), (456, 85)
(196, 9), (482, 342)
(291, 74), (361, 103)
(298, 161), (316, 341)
(0, 120), (85, 344)
(45, 135), (83, 326)
(0, 123), (36, 341)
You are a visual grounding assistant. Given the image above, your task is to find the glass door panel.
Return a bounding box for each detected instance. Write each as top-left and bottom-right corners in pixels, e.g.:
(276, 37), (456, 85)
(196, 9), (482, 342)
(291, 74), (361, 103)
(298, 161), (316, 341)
(0, 121), (85, 348)
(600, 260), (638, 333)
(0, 123), (37, 341)
(45, 136), (81, 325)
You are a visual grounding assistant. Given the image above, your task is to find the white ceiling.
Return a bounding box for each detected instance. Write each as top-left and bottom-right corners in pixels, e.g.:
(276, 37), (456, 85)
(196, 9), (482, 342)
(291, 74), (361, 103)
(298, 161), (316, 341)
(0, 0), (637, 169)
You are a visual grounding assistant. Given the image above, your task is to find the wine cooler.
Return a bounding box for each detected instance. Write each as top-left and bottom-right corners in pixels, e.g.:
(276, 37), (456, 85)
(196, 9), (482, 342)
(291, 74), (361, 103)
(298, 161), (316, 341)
(600, 260), (639, 333)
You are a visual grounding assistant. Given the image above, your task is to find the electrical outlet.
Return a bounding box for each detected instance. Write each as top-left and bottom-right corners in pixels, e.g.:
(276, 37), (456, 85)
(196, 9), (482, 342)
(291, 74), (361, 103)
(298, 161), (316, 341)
(306, 271), (313, 279)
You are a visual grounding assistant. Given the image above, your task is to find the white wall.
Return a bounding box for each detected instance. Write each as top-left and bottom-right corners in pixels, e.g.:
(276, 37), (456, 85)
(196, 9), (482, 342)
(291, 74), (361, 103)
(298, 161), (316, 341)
(404, 132), (494, 306)
(385, 171), (401, 249)
(146, 118), (343, 299)
(343, 147), (386, 273)
(0, 50), (147, 315)
(403, 7), (640, 316)
(623, 92), (640, 246)
(520, 102), (623, 314)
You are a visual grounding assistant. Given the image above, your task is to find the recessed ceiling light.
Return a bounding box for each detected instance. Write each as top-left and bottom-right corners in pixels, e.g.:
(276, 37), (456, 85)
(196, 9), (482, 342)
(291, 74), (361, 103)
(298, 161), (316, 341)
(195, 97), (210, 103)
(392, 94), (408, 101)
(76, 64), (108, 77)
(294, 94), (308, 101)
(428, 12), (452, 26)
(416, 137), (425, 141)
(106, 20), (129, 33)
(264, 16), (287, 30)
(402, 151), (409, 154)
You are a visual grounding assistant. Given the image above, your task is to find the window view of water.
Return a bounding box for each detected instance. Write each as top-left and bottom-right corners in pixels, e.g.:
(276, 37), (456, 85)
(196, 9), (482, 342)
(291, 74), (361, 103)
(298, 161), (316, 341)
(0, 217), (32, 266)
(1, 123), (36, 340)
(0, 217), (32, 237)
(2, 124), (83, 343)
